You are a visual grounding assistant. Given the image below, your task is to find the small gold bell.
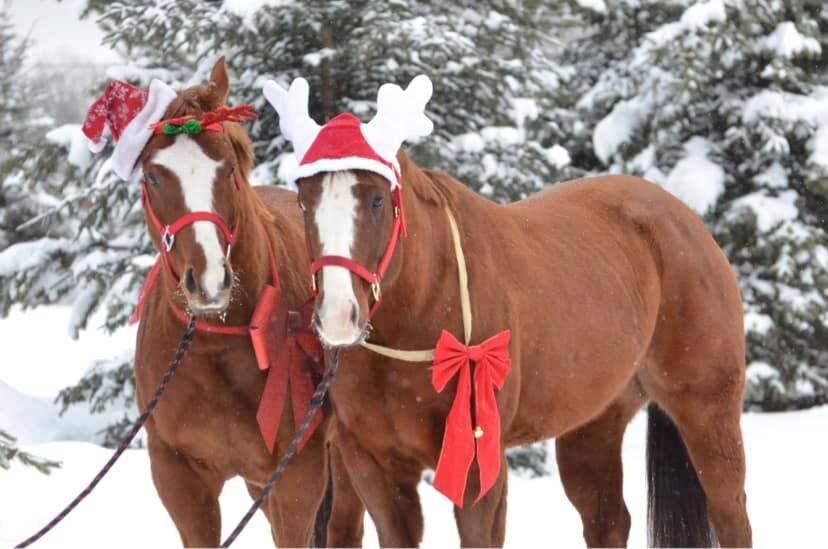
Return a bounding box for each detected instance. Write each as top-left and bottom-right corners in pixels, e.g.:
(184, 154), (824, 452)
(473, 426), (484, 439)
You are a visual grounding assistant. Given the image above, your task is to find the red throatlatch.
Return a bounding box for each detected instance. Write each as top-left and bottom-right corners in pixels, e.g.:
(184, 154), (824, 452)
(309, 186), (407, 317)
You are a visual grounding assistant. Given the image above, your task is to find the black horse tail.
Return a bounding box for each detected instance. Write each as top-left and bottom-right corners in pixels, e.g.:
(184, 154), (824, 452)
(646, 403), (716, 547)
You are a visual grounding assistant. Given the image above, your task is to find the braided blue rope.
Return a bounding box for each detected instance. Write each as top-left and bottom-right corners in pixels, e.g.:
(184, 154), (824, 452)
(221, 349), (340, 547)
(15, 315), (197, 548)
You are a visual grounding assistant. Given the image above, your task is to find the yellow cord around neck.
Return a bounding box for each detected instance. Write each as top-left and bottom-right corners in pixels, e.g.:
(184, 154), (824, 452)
(358, 206), (471, 362)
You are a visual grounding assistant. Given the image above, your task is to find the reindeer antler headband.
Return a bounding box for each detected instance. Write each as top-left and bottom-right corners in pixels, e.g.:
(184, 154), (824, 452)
(262, 75), (434, 189)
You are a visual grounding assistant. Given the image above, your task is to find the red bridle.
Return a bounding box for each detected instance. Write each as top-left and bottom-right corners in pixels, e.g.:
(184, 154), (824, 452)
(140, 104), (256, 282)
(309, 186), (407, 318)
(141, 173), (240, 281)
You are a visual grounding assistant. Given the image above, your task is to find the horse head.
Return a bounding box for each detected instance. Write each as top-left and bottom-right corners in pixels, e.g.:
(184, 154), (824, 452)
(264, 75), (433, 346)
(137, 58), (255, 314)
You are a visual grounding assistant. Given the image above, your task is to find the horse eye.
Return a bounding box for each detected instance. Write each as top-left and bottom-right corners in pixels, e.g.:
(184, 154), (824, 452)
(146, 174), (161, 187)
(371, 196), (384, 210)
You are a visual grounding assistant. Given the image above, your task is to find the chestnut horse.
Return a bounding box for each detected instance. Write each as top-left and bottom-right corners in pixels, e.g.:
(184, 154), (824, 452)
(295, 151), (752, 547)
(133, 60), (363, 546)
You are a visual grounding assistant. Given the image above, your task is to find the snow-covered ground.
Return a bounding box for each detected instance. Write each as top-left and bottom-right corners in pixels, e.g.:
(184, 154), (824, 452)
(1, 306), (826, 547)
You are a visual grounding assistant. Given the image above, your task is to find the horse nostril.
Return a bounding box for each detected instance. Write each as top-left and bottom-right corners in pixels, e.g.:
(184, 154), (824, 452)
(185, 268), (197, 294)
(350, 302), (358, 325)
(222, 265), (232, 290)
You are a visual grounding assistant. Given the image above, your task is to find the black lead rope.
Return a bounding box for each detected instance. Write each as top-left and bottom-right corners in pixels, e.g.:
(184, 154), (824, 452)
(220, 349), (341, 547)
(15, 315), (198, 548)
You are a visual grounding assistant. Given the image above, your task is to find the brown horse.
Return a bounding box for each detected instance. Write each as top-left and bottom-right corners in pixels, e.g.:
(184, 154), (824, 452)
(132, 59), (364, 546)
(294, 149), (752, 547)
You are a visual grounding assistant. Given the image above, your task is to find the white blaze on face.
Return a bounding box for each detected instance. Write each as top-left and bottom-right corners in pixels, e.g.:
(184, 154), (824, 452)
(315, 171), (361, 345)
(152, 136), (226, 299)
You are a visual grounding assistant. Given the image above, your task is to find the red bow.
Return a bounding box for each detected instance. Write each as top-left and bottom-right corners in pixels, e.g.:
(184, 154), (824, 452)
(251, 290), (323, 455)
(431, 329), (511, 507)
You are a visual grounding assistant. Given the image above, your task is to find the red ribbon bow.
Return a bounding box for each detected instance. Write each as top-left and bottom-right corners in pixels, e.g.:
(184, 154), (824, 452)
(431, 329), (512, 507)
(251, 289), (323, 455)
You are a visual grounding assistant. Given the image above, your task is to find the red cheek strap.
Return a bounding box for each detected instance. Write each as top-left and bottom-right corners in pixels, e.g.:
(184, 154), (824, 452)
(308, 187), (405, 318)
(141, 173), (241, 282)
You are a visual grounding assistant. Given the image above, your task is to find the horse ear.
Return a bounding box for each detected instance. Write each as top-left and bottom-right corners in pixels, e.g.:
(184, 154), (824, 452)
(208, 56), (230, 106)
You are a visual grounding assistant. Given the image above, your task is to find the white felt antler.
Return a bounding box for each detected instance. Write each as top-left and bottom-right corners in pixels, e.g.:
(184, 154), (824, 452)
(362, 75), (434, 162)
(263, 77), (321, 161)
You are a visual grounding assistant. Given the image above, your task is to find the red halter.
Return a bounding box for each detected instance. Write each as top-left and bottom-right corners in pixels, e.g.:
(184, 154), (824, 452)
(141, 103), (256, 280)
(141, 173), (241, 281)
(309, 186), (407, 317)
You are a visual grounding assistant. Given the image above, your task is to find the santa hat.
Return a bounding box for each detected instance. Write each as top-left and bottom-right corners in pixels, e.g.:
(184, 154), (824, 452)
(82, 79), (177, 180)
(263, 75), (433, 189)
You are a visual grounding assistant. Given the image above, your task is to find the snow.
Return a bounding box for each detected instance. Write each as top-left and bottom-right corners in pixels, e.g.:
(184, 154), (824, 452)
(0, 306), (136, 398)
(746, 361), (779, 383)
(222, 0), (293, 28)
(222, 0), (292, 17)
(45, 124), (92, 170)
(641, 0), (726, 54)
(593, 97), (652, 164)
(0, 238), (72, 277)
(744, 311), (773, 335)
(754, 162), (789, 189)
(1, 306), (827, 546)
(741, 87), (828, 171)
(680, 0), (726, 30)
(511, 98), (539, 129)
(574, 0), (607, 14)
(662, 136), (724, 214)
(761, 21), (822, 59)
(545, 145), (571, 169)
(732, 190), (799, 232)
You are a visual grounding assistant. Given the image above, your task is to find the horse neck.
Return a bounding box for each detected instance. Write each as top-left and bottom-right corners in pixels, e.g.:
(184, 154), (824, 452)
(228, 182), (310, 318)
(369, 159), (461, 342)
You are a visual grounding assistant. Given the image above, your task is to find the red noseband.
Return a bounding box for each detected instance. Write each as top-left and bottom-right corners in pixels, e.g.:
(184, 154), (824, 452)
(309, 187), (407, 318)
(141, 173), (241, 281)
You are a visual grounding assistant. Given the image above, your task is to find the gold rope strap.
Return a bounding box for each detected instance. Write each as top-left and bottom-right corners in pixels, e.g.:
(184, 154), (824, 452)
(358, 206), (472, 361)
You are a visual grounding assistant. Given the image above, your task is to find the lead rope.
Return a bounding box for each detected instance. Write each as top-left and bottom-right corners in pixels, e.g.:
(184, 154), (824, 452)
(359, 206), (472, 360)
(15, 315), (198, 548)
(220, 348), (341, 547)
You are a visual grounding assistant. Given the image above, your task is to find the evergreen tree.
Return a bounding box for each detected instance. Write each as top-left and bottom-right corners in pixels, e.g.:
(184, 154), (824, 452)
(562, 0), (828, 409)
(3, 1), (571, 472)
(0, 2), (60, 472)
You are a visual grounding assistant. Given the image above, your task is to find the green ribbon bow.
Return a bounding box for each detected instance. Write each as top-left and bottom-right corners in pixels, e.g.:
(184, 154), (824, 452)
(162, 118), (203, 136)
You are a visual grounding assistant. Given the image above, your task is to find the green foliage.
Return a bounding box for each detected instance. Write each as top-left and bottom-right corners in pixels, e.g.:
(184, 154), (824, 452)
(563, 0), (828, 408)
(0, 429), (61, 475)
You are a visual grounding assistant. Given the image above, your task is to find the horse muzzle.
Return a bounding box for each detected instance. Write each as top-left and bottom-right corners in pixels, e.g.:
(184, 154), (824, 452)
(313, 295), (364, 347)
(181, 262), (233, 314)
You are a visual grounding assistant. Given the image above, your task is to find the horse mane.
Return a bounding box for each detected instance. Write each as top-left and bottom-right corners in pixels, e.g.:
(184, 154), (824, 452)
(398, 150), (476, 212)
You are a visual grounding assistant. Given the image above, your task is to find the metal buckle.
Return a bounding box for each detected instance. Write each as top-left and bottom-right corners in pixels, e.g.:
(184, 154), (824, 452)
(371, 280), (381, 302)
(311, 273), (318, 295)
(394, 206), (400, 218)
(161, 227), (175, 252)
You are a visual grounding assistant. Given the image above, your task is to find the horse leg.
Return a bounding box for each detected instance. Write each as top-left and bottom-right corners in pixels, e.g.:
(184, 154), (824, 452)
(453, 458), (508, 547)
(263, 433), (330, 547)
(555, 382), (646, 547)
(147, 434), (224, 547)
(336, 427), (423, 547)
(326, 441), (366, 547)
(643, 361), (752, 547)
